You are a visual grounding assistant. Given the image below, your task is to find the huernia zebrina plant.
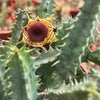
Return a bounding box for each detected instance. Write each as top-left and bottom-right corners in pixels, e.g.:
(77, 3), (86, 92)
(0, 0), (100, 100)
(21, 14), (57, 47)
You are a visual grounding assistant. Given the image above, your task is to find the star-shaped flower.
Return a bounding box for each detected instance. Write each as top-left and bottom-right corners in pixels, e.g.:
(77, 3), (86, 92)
(21, 14), (58, 47)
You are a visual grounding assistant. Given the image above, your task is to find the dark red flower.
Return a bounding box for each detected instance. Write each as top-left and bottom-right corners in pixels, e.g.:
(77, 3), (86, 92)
(27, 23), (48, 42)
(68, 9), (81, 18)
(21, 14), (58, 47)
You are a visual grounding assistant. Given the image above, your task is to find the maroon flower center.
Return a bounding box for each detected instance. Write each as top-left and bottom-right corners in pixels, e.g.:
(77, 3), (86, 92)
(27, 23), (48, 42)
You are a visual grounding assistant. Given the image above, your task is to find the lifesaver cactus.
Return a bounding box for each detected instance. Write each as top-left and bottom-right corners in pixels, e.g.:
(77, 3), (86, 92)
(22, 14), (58, 47)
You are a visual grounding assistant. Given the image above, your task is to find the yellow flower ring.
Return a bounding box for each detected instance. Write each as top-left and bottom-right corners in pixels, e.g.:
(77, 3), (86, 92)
(21, 14), (58, 47)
